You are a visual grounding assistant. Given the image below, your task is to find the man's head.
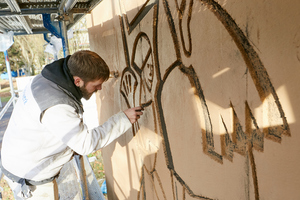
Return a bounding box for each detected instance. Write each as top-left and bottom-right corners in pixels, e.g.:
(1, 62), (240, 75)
(68, 50), (110, 100)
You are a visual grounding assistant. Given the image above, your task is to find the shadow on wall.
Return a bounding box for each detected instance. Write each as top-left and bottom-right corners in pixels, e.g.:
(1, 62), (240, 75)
(87, 0), (299, 199)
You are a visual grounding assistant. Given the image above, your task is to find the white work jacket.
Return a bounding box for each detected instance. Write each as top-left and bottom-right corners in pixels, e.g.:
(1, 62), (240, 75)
(1, 75), (131, 182)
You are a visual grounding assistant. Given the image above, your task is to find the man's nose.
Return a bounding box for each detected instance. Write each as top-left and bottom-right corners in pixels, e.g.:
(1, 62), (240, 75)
(97, 85), (102, 90)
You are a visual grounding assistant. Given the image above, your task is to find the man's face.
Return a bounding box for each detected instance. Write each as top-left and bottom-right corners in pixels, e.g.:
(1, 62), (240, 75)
(80, 78), (105, 100)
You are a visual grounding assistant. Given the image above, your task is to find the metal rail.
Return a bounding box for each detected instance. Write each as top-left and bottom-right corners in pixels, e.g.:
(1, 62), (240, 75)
(0, 96), (14, 120)
(0, 50), (17, 121)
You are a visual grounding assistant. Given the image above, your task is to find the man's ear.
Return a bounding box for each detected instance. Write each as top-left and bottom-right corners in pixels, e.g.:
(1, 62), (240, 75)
(73, 76), (83, 87)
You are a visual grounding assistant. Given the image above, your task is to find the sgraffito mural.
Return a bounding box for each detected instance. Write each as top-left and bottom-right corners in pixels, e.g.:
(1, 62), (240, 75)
(87, 0), (300, 199)
(118, 0), (289, 199)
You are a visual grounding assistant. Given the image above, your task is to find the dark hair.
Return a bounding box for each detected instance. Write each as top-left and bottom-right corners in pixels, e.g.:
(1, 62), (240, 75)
(68, 50), (110, 82)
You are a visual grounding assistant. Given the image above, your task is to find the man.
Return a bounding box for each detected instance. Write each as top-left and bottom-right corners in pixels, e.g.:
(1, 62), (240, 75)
(0, 50), (143, 199)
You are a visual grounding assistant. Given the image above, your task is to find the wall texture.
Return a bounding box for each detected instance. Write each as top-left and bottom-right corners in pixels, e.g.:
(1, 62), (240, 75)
(86, 0), (300, 199)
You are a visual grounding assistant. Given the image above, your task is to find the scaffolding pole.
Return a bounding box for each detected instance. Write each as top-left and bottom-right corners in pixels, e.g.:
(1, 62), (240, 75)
(0, 50), (16, 120)
(60, 20), (70, 57)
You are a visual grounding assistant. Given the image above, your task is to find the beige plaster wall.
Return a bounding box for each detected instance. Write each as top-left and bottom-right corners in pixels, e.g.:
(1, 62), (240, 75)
(86, 0), (300, 199)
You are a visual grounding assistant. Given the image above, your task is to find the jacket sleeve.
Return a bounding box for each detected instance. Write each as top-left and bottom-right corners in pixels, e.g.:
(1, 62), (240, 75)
(41, 104), (132, 155)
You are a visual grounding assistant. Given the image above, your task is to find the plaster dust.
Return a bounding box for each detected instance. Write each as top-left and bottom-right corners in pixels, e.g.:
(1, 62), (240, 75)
(87, 0), (300, 199)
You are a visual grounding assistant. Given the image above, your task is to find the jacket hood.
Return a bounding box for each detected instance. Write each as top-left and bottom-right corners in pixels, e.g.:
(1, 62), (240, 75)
(41, 56), (83, 101)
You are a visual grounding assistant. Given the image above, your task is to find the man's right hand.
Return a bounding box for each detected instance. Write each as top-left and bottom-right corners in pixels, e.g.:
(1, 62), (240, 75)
(123, 106), (144, 124)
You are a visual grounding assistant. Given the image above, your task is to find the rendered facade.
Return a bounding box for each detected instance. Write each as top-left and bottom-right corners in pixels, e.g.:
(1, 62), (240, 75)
(86, 0), (300, 199)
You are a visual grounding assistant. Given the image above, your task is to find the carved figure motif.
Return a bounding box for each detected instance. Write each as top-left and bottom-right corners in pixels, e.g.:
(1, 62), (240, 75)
(118, 0), (290, 199)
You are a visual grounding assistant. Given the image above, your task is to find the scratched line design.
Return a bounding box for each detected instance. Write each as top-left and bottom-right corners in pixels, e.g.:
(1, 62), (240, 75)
(118, 0), (290, 199)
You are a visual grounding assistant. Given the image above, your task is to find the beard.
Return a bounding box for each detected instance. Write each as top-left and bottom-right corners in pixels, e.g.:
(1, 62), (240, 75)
(80, 85), (94, 100)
